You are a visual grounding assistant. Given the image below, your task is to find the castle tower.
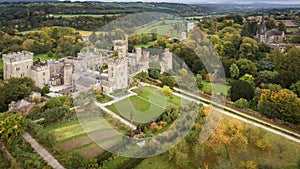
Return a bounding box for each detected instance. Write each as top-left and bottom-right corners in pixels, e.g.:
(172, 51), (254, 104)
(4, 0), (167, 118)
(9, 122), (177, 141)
(63, 63), (73, 86)
(108, 57), (128, 90)
(161, 48), (173, 73)
(31, 62), (50, 88)
(113, 39), (128, 59)
(136, 48), (142, 63)
(2, 51), (34, 80)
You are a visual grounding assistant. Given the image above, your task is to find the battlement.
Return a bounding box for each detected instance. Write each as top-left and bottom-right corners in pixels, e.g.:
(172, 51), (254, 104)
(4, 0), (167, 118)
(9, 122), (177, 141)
(31, 64), (49, 71)
(113, 40), (127, 47)
(108, 57), (127, 66)
(2, 51), (34, 62)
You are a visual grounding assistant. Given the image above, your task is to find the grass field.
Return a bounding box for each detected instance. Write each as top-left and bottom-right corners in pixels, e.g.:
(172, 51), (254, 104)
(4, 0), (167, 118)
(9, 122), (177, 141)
(19, 29), (93, 37)
(53, 14), (120, 18)
(134, 41), (155, 49)
(287, 28), (299, 34)
(107, 86), (189, 124)
(202, 81), (230, 94)
(134, 20), (185, 37)
(34, 53), (58, 62)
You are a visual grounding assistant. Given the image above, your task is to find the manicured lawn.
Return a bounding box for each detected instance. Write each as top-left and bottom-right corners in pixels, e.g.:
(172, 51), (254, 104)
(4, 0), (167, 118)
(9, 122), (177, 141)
(34, 53), (58, 61)
(132, 86), (186, 106)
(107, 96), (164, 124)
(202, 81), (230, 94)
(107, 86), (190, 124)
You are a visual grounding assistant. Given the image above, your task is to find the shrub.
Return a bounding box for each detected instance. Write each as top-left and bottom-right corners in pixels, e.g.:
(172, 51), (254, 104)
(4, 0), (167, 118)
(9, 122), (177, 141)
(255, 139), (271, 151)
(234, 98), (250, 109)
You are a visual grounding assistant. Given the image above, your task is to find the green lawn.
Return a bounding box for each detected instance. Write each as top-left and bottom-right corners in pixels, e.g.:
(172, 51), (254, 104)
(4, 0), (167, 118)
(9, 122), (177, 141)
(34, 53), (58, 61)
(19, 29), (93, 37)
(107, 96), (164, 124)
(0, 58), (3, 69)
(134, 20), (185, 37)
(134, 41), (155, 49)
(202, 81), (230, 94)
(96, 94), (113, 103)
(107, 86), (190, 124)
(53, 14), (120, 18)
(287, 28), (299, 34)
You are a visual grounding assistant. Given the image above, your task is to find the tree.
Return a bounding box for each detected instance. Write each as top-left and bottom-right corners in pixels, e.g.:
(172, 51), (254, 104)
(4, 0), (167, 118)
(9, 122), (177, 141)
(258, 57), (274, 71)
(148, 68), (160, 79)
(277, 21), (287, 32)
(168, 140), (190, 168)
(161, 76), (175, 88)
(0, 113), (28, 145)
(162, 85), (172, 96)
(196, 74), (204, 89)
(230, 80), (255, 102)
(236, 58), (257, 76)
(66, 152), (87, 169)
(258, 70), (279, 85)
(239, 74), (254, 84)
(0, 77), (36, 112)
(41, 86), (50, 96)
(45, 97), (62, 109)
(258, 89), (300, 124)
(290, 81), (300, 97)
(239, 37), (259, 61)
(230, 63), (240, 79)
(266, 17), (276, 30)
(234, 98), (250, 109)
(47, 51), (53, 58)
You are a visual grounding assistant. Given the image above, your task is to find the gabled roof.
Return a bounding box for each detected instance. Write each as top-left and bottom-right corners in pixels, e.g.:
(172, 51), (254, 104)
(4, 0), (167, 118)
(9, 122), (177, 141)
(266, 29), (283, 36)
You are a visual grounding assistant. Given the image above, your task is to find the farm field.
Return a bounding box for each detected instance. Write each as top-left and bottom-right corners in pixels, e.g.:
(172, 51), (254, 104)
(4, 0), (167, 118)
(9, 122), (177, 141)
(106, 86), (190, 124)
(52, 14), (121, 18)
(19, 29), (93, 37)
(46, 120), (121, 159)
(134, 20), (186, 37)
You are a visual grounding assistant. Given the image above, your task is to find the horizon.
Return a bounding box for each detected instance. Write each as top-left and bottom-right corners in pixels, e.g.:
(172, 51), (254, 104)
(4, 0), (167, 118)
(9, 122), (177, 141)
(0, 0), (300, 4)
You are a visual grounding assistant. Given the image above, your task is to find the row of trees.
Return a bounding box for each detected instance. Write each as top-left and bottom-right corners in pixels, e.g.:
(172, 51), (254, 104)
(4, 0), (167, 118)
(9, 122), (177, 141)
(195, 14), (300, 125)
(0, 26), (85, 57)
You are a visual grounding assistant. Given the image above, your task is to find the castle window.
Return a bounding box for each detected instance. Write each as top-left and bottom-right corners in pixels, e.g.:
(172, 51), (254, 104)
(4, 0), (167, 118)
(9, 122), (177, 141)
(43, 72), (45, 76)
(27, 65), (28, 69)
(16, 67), (20, 71)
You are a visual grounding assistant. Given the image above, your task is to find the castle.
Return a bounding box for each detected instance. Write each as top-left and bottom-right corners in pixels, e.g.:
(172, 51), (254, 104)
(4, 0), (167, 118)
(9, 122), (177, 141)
(257, 15), (285, 44)
(3, 37), (172, 94)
